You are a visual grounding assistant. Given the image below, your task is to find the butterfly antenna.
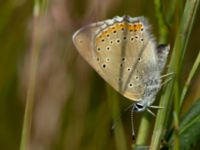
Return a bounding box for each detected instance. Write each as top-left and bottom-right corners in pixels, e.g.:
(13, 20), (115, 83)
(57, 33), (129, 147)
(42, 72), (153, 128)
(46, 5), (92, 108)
(131, 107), (135, 140)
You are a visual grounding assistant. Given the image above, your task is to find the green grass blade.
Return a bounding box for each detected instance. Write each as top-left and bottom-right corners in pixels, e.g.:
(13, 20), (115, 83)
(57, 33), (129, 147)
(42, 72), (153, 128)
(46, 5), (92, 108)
(19, 1), (47, 149)
(180, 50), (200, 107)
(150, 0), (200, 149)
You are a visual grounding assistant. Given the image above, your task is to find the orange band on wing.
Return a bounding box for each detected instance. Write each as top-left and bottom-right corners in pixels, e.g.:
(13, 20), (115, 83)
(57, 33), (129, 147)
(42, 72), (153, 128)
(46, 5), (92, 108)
(96, 22), (144, 43)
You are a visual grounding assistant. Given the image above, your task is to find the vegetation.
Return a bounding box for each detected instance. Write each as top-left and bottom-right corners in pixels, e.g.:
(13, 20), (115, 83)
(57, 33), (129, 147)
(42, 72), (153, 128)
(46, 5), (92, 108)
(0, 0), (200, 150)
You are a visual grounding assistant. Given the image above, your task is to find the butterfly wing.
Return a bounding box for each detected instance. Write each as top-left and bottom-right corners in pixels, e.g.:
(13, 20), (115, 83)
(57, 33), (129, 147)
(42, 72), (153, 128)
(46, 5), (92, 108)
(73, 16), (160, 102)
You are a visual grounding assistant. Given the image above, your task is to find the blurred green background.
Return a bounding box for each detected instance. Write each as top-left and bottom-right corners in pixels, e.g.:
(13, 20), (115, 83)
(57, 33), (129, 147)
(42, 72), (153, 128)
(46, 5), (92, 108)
(0, 0), (199, 150)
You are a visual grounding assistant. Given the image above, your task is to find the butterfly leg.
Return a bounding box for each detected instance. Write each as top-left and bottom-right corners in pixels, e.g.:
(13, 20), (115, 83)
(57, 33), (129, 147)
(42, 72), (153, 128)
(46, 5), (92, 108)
(149, 105), (164, 109)
(147, 105), (165, 116)
(160, 72), (175, 88)
(146, 108), (156, 116)
(160, 72), (174, 79)
(161, 76), (173, 87)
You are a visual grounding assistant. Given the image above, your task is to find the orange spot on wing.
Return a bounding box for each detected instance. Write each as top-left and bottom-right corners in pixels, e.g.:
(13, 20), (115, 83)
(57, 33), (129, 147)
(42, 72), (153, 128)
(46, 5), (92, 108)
(133, 23), (144, 31)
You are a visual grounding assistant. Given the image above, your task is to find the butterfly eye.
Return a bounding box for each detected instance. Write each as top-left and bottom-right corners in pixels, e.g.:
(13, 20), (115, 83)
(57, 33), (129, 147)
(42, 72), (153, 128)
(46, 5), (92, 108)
(136, 103), (144, 109)
(133, 104), (145, 112)
(133, 103), (144, 112)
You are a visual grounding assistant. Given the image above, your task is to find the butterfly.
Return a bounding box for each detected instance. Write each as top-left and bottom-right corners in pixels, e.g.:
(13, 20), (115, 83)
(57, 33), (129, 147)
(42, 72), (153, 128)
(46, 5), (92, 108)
(72, 15), (170, 136)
